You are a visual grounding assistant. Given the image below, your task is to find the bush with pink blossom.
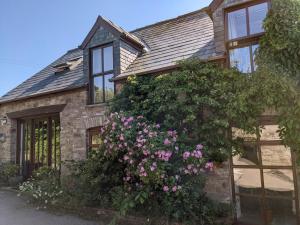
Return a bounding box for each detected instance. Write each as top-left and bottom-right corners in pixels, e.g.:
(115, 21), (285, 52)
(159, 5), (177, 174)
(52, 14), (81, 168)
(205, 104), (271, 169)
(84, 112), (225, 224)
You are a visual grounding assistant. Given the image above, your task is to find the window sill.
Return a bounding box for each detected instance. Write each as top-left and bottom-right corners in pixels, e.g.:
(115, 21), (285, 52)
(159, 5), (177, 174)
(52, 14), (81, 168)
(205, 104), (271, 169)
(85, 102), (109, 108)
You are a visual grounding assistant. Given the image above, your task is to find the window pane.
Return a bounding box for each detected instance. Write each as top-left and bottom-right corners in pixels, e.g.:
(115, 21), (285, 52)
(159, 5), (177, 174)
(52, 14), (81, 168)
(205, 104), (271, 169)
(265, 198), (297, 225)
(230, 47), (252, 73)
(261, 145), (292, 166)
(94, 76), (103, 103)
(235, 195), (264, 225)
(104, 74), (114, 101)
(92, 48), (102, 74)
(234, 168), (262, 195)
(233, 143), (259, 166)
(104, 46), (113, 72)
(263, 169), (294, 197)
(232, 127), (257, 141)
(260, 125), (281, 141)
(252, 44), (259, 71)
(249, 3), (268, 35)
(91, 133), (102, 145)
(228, 8), (247, 40)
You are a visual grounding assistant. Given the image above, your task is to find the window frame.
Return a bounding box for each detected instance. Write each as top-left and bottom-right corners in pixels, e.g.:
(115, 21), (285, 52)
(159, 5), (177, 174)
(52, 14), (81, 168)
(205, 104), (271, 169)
(87, 127), (102, 154)
(89, 43), (115, 104)
(225, 0), (270, 73)
(225, 0), (270, 43)
(230, 117), (300, 224)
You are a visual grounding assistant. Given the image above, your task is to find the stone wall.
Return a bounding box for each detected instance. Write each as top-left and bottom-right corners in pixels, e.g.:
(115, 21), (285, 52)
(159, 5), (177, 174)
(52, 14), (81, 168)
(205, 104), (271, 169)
(0, 88), (107, 164)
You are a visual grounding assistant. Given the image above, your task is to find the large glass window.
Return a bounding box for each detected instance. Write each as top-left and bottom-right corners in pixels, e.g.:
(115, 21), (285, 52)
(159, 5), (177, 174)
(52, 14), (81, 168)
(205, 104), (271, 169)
(229, 44), (259, 73)
(231, 120), (299, 225)
(227, 1), (269, 40)
(90, 44), (114, 104)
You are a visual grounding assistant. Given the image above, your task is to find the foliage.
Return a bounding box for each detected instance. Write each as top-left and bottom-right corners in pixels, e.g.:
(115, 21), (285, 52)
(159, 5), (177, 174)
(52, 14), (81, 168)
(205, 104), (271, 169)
(256, 0), (300, 152)
(257, 0), (300, 80)
(111, 61), (279, 162)
(64, 112), (225, 224)
(0, 162), (20, 184)
(19, 167), (62, 206)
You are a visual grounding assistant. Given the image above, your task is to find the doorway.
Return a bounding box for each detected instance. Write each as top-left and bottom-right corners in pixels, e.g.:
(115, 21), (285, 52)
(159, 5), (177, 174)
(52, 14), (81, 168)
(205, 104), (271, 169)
(17, 115), (61, 178)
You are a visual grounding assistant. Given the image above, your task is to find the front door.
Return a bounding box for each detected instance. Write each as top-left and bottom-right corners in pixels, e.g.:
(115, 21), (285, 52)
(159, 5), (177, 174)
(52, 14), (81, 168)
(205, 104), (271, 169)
(17, 115), (61, 178)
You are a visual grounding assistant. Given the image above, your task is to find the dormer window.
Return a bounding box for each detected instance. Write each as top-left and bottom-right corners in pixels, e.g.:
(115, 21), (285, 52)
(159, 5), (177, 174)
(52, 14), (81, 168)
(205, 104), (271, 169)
(90, 44), (114, 104)
(226, 1), (269, 73)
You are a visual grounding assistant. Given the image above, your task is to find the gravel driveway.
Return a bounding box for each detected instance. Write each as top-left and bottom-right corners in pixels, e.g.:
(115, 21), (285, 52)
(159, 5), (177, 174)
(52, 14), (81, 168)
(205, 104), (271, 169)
(0, 189), (101, 225)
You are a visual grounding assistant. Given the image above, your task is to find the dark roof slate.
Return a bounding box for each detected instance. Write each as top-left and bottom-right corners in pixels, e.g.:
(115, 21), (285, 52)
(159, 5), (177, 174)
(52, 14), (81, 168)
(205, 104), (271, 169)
(0, 48), (85, 104)
(116, 9), (219, 79)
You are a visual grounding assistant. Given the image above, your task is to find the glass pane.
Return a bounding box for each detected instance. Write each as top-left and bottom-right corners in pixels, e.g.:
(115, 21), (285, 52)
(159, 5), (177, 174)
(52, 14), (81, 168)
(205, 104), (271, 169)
(92, 48), (102, 74)
(228, 8), (247, 39)
(252, 44), (259, 71)
(230, 46), (252, 73)
(260, 125), (280, 141)
(249, 2), (268, 35)
(232, 127), (257, 141)
(104, 74), (114, 101)
(94, 76), (103, 103)
(91, 134), (102, 145)
(235, 195), (264, 225)
(265, 198), (297, 225)
(233, 143), (259, 166)
(234, 168), (262, 195)
(263, 169), (294, 197)
(104, 46), (113, 72)
(261, 145), (292, 166)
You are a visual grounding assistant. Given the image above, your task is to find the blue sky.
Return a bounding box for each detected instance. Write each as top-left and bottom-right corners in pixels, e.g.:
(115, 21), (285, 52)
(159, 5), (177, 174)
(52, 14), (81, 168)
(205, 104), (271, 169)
(0, 0), (212, 97)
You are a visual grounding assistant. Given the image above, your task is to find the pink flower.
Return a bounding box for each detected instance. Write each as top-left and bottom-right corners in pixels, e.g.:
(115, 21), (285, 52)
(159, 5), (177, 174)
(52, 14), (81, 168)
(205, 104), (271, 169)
(196, 144), (203, 150)
(172, 186), (177, 192)
(119, 134), (125, 141)
(205, 162), (214, 171)
(156, 124), (160, 129)
(163, 186), (169, 192)
(164, 138), (171, 145)
(183, 151), (190, 160)
(124, 155), (129, 161)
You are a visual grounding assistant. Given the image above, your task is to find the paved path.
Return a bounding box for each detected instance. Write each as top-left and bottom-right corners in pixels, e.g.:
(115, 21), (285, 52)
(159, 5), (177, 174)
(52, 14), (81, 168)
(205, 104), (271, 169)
(0, 189), (102, 225)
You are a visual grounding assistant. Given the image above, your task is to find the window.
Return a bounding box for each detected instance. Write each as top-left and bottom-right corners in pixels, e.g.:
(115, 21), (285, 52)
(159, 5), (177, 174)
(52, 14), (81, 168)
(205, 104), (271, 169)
(226, 1), (269, 73)
(229, 43), (259, 73)
(90, 45), (114, 104)
(231, 121), (300, 225)
(227, 1), (269, 41)
(88, 127), (102, 152)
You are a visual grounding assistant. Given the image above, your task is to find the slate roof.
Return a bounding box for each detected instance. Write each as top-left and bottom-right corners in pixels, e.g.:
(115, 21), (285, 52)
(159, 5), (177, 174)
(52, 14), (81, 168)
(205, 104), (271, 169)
(0, 48), (85, 103)
(117, 8), (219, 79)
(0, 7), (222, 104)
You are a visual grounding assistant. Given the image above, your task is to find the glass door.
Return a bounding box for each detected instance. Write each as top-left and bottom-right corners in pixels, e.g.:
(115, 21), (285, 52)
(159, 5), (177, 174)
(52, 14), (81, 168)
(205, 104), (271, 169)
(18, 115), (61, 178)
(231, 123), (299, 225)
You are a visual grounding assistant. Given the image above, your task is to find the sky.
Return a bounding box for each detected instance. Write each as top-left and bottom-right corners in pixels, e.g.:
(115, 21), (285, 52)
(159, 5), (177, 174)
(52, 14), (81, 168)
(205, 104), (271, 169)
(0, 0), (212, 97)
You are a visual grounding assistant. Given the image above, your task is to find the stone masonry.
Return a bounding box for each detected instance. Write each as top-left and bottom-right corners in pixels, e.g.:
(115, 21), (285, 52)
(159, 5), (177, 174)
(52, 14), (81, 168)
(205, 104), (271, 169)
(0, 88), (107, 164)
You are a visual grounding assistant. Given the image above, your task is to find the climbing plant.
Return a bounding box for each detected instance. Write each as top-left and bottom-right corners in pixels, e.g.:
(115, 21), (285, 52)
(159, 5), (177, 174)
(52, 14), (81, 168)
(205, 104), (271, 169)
(111, 60), (283, 162)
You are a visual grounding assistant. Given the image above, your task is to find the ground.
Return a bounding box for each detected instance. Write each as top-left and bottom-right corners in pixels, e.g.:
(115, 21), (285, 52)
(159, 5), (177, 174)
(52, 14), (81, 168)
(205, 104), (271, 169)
(0, 189), (102, 225)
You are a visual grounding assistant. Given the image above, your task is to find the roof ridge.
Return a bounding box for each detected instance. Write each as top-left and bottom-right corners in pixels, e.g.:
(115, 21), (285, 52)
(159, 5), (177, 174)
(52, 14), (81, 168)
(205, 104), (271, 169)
(130, 7), (209, 33)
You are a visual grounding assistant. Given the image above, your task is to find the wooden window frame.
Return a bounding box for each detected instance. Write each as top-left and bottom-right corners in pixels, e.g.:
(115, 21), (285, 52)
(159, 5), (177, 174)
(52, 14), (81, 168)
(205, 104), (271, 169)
(229, 117), (300, 225)
(225, 0), (270, 72)
(87, 127), (102, 154)
(89, 43), (115, 104)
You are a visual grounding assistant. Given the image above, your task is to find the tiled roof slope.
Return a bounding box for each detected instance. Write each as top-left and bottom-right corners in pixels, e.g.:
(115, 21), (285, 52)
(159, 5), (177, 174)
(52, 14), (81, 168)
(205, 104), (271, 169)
(0, 8), (220, 103)
(0, 48), (85, 103)
(116, 8), (218, 79)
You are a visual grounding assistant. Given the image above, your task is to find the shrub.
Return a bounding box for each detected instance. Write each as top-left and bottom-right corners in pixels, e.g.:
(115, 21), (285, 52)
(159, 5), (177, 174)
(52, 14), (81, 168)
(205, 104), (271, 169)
(19, 167), (62, 206)
(66, 112), (225, 224)
(0, 162), (20, 185)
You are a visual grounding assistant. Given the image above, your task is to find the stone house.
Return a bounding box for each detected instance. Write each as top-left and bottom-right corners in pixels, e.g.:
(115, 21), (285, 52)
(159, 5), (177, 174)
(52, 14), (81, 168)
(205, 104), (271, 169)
(0, 0), (299, 224)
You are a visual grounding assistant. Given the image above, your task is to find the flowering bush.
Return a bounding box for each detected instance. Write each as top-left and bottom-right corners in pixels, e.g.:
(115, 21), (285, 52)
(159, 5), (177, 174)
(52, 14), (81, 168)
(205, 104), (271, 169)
(91, 112), (218, 223)
(19, 167), (62, 206)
